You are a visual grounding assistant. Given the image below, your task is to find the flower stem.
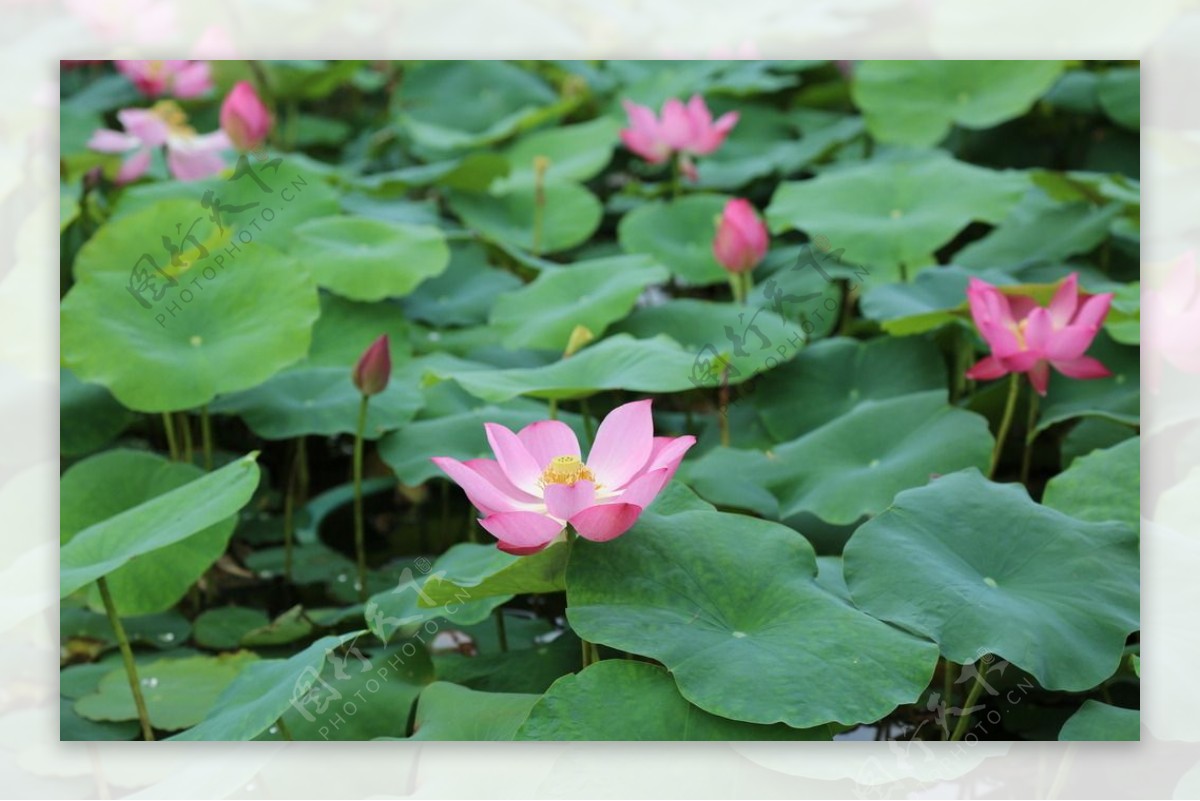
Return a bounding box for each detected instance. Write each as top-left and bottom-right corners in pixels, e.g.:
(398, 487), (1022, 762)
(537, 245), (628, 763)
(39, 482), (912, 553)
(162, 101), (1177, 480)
(718, 365), (731, 447)
(988, 373), (1021, 479)
(179, 412), (193, 465)
(353, 394), (370, 603)
(283, 437), (304, 583)
(941, 658), (957, 740)
(97, 577), (154, 741)
(670, 155), (683, 200)
(740, 272), (754, 306)
(548, 398), (558, 421)
(494, 608), (509, 653)
(161, 412), (179, 461)
(949, 659), (988, 742)
(1020, 386), (1040, 486)
(200, 406), (213, 471)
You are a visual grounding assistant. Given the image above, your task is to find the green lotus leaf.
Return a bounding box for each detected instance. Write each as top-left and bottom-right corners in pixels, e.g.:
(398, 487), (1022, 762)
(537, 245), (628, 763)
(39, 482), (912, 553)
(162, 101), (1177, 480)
(1037, 332), (1138, 433)
(497, 116), (621, 190)
(686, 391), (992, 523)
(60, 453), (260, 599)
(61, 450), (240, 616)
(60, 367), (137, 456)
(210, 366), (423, 440)
(618, 194), (731, 285)
(418, 542), (569, 606)
(171, 632), (363, 741)
(1058, 700), (1139, 741)
(853, 60), (1064, 146)
(1043, 437), (1139, 527)
(766, 151), (1028, 281)
(843, 469), (1139, 691)
(1097, 68), (1139, 130)
(76, 652), (259, 731)
(516, 661), (832, 741)
(408, 682), (539, 741)
(566, 497), (940, 728)
(193, 606), (271, 650)
(491, 255), (668, 349)
(447, 180), (602, 254)
(289, 216), (450, 301)
(62, 229), (319, 412)
(403, 242), (523, 328)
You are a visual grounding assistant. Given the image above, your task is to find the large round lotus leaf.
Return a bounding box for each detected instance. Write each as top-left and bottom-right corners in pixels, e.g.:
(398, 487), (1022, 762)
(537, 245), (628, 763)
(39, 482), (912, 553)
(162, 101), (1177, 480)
(289, 216), (450, 301)
(618, 194), (731, 286)
(491, 255), (668, 350)
(378, 395), (583, 484)
(60, 450), (240, 617)
(766, 151), (1027, 280)
(304, 293), (412, 368)
(685, 391), (992, 523)
(364, 566), (508, 643)
(427, 334), (764, 403)
(852, 61), (1064, 146)
(843, 469), (1139, 691)
(112, 159), (342, 252)
(750, 336), (948, 441)
(409, 682), (540, 741)
(60, 367), (137, 456)
(61, 222), (319, 412)
(210, 366), (423, 440)
(1043, 437), (1138, 527)
(446, 180), (602, 254)
(434, 626), (581, 695)
(1058, 700), (1139, 741)
(515, 661), (830, 741)
(403, 241), (522, 328)
(496, 117), (621, 190)
(396, 61), (559, 153)
(75, 652), (259, 731)
(1037, 333), (1138, 434)
(566, 502), (940, 728)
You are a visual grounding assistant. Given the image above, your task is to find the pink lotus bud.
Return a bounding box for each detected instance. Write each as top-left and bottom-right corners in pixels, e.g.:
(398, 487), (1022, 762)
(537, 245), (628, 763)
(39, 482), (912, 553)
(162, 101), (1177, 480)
(352, 335), (391, 396)
(712, 198), (769, 274)
(220, 81), (272, 152)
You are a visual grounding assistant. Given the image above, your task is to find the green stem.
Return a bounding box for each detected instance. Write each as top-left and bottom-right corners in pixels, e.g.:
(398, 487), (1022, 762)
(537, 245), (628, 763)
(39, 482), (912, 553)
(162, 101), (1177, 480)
(353, 394), (370, 604)
(728, 272), (745, 305)
(179, 412), (193, 466)
(942, 659), (957, 740)
(494, 608), (509, 653)
(1020, 386), (1040, 486)
(949, 659), (988, 742)
(740, 272), (754, 306)
(161, 412), (179, 461)
(283, 438), (303, 583)
(548, 398), (558, 421)
(988, 373), (1021, 478)
(98, 577), (154, 741)
(200, 406), (213, 471)
(718, 365), (731, 447)
(670, 155), (683, 200)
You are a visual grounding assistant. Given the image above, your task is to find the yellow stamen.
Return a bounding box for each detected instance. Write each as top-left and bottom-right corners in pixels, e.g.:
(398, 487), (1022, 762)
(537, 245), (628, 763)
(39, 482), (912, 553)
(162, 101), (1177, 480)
(152, 100), (196, 137)
(1011, 318), (1030, 349)
(539, 455), (596, 489)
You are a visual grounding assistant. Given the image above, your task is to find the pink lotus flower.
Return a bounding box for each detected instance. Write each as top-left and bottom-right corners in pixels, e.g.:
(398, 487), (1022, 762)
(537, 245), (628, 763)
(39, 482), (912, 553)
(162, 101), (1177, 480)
(116, 60), (212, 99)
(965, 273), (1113, 396)
(432, 400), (695, 555)
(220, 81), (273, 152)
(713, 198), (769, 274)
(88, 101), (230, 183)
(1145, 251), (1200, 391)
(352, 335), (392, 396)
(620, 95), (738, 180)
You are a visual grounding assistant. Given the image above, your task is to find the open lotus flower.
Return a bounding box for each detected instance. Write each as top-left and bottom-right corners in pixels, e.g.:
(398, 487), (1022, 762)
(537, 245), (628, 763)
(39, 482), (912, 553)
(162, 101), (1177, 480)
(88, 101), (230, 183)
(965, 274), (1113, 396)
(713, 198), (769, 274)
(116, 60), (212, 99)
(432, 400), (695, 555)
(620, 95), (738, 179)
